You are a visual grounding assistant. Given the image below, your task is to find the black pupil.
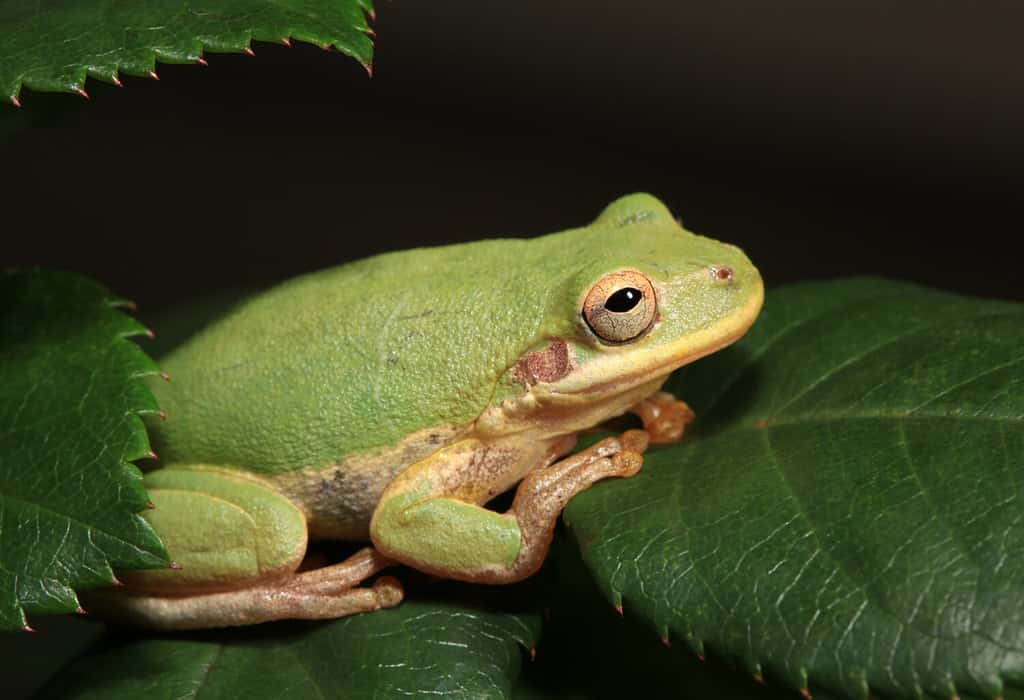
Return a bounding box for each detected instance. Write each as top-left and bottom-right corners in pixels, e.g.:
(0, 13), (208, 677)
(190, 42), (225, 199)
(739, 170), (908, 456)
(605, 287), (642, 313)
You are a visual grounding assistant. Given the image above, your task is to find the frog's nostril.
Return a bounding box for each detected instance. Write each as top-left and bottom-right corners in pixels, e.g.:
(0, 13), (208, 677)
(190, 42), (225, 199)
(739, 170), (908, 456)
(709, 265), (734, 284)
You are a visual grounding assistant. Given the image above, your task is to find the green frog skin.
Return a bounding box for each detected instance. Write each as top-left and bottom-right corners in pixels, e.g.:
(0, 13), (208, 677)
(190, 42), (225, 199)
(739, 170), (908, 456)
(95, 193), (763, 629)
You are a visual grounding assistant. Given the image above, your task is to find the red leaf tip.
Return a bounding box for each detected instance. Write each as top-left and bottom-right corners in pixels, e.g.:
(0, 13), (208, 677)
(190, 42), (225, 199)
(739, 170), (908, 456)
(244, 46), (255, 57)
(197, 57), (208, 66)
(76, 606), (88, 615)
(76, 87), (89, 100)
(281, 37), (292, 47)
(10, 95), (21, 108)
(529, 647), (536, 662)
(613, 604), (623, 617)
(149, 70), (160, 81)
(169, 561), (183, 570)
(113, 77), (123, 88)
(21, 624), (35, 633)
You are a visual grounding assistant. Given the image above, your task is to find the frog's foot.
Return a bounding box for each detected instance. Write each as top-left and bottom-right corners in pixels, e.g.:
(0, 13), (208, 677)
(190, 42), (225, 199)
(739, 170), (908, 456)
(504, 429), (649, 580)
(631, 391), (695, 443)
(371, 429), (649, 586)
(88, 547), (403, 631)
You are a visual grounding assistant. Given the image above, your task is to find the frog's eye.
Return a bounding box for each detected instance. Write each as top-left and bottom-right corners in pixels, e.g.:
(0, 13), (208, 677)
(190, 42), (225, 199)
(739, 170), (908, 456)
(582, 270), (657, 344)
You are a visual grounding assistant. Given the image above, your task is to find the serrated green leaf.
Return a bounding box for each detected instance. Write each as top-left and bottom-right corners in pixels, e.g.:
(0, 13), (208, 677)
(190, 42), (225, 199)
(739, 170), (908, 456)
(517, 535), (802, 700)
(0, 0), (375, 104)
(564, 278), (1024, 700)
(41, 601), (540, 699)
(0, 270), (168, 630)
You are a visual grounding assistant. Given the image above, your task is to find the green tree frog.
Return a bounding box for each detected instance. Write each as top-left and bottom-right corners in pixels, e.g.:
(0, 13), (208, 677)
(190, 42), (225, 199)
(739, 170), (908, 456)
(98, 193), (763, 629)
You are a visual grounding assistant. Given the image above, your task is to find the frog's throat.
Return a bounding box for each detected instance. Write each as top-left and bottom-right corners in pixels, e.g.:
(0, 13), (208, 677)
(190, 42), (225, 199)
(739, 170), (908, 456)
(474, 277), (763, 438)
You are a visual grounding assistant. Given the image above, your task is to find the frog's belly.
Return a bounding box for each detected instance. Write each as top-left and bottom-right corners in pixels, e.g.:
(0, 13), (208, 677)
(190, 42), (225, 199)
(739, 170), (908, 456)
(269, 424), (463, 540)
(270, 460), (407, 540)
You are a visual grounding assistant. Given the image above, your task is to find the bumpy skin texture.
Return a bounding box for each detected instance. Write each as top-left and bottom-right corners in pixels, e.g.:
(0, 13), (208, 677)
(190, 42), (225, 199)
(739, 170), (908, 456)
(149, 194), (759, 475)
(112, 193), (763, 629)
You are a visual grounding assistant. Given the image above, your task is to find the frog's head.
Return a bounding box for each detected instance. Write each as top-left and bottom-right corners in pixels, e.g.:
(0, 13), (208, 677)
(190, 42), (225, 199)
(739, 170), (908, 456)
(477, 192), (763, 436)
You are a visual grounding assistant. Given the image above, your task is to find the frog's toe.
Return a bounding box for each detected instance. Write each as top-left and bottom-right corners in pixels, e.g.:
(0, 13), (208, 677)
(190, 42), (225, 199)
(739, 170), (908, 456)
(372, 575), (404, 608)
(632, 392), (695, 444)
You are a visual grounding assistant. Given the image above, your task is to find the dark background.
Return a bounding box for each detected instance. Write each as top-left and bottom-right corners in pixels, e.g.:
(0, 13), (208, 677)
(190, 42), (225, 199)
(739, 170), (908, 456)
(1, 3), (1022, 695)
(2, 1), (1022, 310)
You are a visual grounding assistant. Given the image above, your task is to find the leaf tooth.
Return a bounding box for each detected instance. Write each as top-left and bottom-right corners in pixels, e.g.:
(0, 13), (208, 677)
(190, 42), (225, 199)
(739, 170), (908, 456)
(75, 87), (89, 100)
(10, 94), (21, 108)
(107, 298), (137, 311)
(121, 414), (156, 465)
(659, 625), (670, 647)
(116, 318), (153, 341)
(197, 57), (209, 67)
(281, 37), (293, 48)
(684, 635), (705, 661)
(796, 668), (809, 696)
(148, 70), (159, 81)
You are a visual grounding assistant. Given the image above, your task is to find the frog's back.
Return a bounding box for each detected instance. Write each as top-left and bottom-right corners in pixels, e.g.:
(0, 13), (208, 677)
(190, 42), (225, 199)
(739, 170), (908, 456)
(148, 238), (565, 475)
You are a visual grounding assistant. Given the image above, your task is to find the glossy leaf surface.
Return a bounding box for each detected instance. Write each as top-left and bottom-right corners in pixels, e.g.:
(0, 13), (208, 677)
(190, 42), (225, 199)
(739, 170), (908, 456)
(43, 601), (539, 699)
(0, 270), (167, 630)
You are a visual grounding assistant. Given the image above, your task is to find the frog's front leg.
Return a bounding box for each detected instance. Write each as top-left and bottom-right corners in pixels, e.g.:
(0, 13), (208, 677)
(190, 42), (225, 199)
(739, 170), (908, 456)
(370, 430), (648, 584)
(86, 469), (402, 630)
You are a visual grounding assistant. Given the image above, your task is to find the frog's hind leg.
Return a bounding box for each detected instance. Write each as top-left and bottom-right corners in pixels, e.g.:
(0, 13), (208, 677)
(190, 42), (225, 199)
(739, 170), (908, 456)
(85, 469), (402, 630)
(98, 549), (403, 630)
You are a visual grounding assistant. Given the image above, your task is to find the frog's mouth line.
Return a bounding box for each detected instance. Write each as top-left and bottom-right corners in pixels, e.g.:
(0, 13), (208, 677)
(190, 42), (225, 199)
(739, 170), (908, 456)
(546, 281), (764, 400)
(557, 323), (749, 399)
